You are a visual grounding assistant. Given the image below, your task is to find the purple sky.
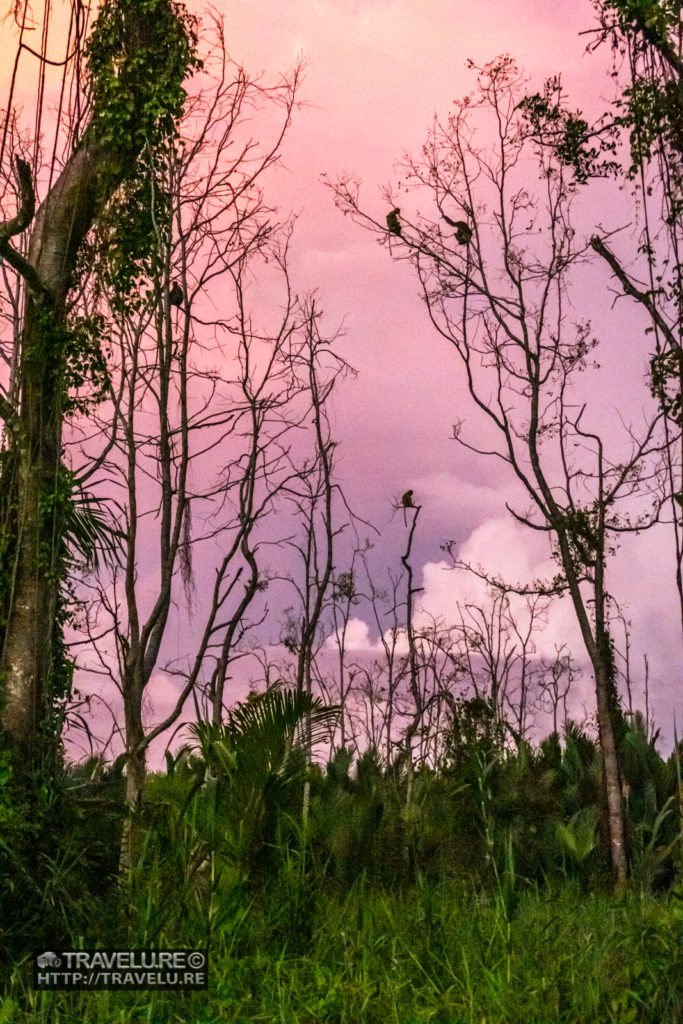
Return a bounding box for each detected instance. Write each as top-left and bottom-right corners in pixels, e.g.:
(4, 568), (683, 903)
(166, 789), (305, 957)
(192, 0), (680, 737)
(2, 0), (681, 758)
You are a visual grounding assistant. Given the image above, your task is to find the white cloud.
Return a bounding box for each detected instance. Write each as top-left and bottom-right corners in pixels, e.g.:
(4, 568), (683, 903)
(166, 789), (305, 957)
(415, 520), (583, 665)
(325, 616), (409, 655)
(413, 515), (681, 743)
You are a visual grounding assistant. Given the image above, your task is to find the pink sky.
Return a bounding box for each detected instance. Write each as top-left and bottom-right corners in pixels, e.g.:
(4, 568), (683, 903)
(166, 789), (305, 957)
(2, 0), (681, 756)
(197, 0), (680, 735)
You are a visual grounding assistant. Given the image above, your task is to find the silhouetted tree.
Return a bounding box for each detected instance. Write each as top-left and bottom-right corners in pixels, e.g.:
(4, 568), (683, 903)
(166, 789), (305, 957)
(330, 57), (674, 887)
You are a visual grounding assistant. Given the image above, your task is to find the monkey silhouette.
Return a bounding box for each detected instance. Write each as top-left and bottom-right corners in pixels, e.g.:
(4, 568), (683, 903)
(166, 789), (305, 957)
(442, 214), (472, 245)
(387, 208), (402, 236)
(400, 489), (416, 526)
(168, 281), (184, 307)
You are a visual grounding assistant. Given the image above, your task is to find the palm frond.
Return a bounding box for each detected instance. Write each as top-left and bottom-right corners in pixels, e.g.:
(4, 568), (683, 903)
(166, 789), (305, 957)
(226, 689), (339, 754)
(190, 689), (339, 788)
(65, 487), (123, 570)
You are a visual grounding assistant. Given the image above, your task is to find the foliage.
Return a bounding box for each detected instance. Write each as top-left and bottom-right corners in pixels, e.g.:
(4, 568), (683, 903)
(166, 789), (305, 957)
(1, 690), (680, 1013)
(518, 79), (620, 184)
(119, 690), (340, 938)
(2, 858), (681, 1022)
(84, 0), (201, 162)
(522, 1), (683, 440)
(22, 307), (111, 417)
(143, 708), (680, 901)
(81, 0), (201, 298)
(0, 2), (680, 1016)
(0, 0), (202, 972)
(650, 342), (683, 426)
(61, 314), (112, 413)
(522, 1), (682, 183)
(187, 689), (341, 835)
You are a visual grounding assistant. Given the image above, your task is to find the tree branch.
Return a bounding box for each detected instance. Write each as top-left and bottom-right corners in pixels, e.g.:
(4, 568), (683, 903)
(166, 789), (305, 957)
(590, 234), (679, 351)
(0, 156), (48, 299)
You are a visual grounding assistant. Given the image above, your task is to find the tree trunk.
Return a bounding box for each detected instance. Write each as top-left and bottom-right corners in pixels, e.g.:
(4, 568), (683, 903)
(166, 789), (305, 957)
(123, 669), (147, 808)
(0, 0), (195, 763)
(592, 649), (627, 888)
(1, 440), (56, 757)
(117, 668), (147, 876)
(556, 531), (628, 887)
(118, 722), (147, 876)
(1, 137), (121, 761)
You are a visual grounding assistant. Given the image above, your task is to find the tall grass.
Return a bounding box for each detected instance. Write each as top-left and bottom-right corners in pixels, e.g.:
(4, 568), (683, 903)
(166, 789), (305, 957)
(2, 700), (681, 1022)
(3, 878), (681, 1023)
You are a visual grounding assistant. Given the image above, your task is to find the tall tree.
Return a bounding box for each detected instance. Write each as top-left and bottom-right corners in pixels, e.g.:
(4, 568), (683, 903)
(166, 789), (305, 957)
(522, 0), (683, 630)
(75, 33), (313, 809)
(0, 0), (198, 770)
(331, 57), (672, 886)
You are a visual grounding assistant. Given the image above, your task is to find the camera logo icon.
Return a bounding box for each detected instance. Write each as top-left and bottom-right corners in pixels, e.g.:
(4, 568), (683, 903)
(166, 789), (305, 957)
(36, 952), (61, 969)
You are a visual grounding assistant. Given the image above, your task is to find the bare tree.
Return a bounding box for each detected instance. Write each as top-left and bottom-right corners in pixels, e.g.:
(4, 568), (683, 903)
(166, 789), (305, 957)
(330, 56), (673, 886)
(327, 569), (361, 751)
(277, 301), (353, 702)
(352, 543), (413, 765)
(313, 544), (369, 753)
(445, 568), (551, 743)
(537, 645), (578, 736)
(71, 35), (326, 813)
(328, 515), (462, 770)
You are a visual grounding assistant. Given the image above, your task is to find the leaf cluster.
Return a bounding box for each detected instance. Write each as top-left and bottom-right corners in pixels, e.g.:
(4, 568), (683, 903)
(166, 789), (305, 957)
(617, 76), (683, 178)
(650, 346), (683, 425)
(599, 0), (681, 52)
(84, 0), (201, 164)
(518, 80), (620, 184)
(62, 313), (111, 411)
(88, 171), (173, 304)
(82, 0), (200, 300)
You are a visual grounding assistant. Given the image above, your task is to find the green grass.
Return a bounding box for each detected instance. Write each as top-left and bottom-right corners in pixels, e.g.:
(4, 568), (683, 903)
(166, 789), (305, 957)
(3, 710), (680, 1022)
(3, 879), (681, 1023)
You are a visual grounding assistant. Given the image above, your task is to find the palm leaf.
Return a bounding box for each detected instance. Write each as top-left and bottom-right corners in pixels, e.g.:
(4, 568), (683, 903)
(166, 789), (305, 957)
(65, 488), (123, 570)
(190, 689), (340, 788)
(555, 806), (598, 865)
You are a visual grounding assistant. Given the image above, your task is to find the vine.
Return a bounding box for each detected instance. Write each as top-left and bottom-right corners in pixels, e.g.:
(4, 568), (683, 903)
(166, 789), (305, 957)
(84, 0), (201, 168)
(1, 0), (200, 880)
(0, 0), (201, 961)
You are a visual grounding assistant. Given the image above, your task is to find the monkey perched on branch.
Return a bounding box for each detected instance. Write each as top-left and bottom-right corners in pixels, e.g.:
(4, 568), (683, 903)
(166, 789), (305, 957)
(442, 213), (472, 245)
(168, 281), (184, 307)
(400, 488), (416, 526)
(387, 208), (402, 236)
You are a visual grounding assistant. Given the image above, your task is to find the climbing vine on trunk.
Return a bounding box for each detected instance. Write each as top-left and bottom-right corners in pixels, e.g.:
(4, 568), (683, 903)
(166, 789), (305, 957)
(0, 0), (200, 776)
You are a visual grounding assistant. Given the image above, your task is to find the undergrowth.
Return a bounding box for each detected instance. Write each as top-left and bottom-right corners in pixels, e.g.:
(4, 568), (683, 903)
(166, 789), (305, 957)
(1, 699), (680, 1022)
(2, 878), (681, 1023)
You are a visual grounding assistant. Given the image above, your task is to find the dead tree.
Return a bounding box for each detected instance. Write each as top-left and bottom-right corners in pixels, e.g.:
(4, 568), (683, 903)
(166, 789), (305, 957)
(74, 35), (311, 810)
